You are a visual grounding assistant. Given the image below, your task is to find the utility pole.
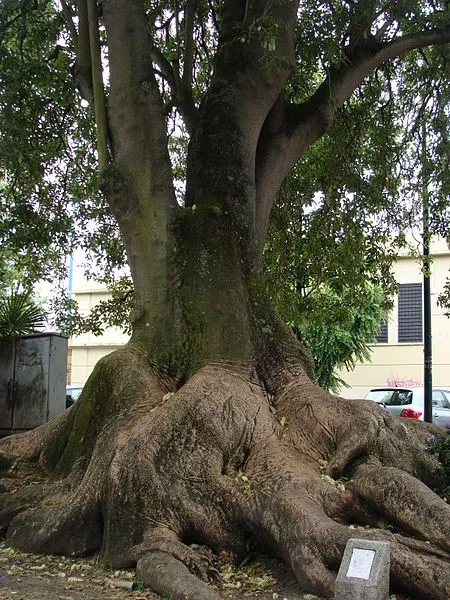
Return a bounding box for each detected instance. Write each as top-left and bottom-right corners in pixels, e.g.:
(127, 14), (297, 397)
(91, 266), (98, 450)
(422, 117), (433, 424)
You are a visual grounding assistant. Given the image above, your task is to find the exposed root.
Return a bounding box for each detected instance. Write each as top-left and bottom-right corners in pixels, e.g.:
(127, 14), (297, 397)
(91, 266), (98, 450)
(132, 529), (220, 582)
(354, 531), (450, 599)
(0, 481), (54, 537)
(6, 491), (102, 556)
(349, 463), (450, 551)
(1, 353), (449, 600)
(137, 550), (222, 600)
(0, 406), (75, 468)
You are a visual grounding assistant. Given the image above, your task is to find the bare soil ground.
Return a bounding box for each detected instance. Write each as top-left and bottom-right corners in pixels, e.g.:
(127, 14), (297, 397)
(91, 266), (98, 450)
(0, 542), (314, 600)
(0, 543), (412, 600)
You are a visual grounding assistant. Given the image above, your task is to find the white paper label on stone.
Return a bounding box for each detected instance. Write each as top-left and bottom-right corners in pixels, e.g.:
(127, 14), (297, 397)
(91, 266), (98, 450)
(346, 548), (375, 580)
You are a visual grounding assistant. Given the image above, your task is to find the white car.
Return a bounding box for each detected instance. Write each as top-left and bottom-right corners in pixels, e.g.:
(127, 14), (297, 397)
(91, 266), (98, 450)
(365, 387), (450, 429)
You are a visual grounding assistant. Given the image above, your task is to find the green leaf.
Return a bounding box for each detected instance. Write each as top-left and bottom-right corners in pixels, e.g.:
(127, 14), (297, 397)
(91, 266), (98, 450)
(0, 290), (46, 338)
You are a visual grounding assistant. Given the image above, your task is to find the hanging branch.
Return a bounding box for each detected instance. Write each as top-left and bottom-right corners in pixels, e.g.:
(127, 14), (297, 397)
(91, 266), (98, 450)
(86, 0), (109, 170)
(182, 0), (197, 91)
(75, 0), (94, 103)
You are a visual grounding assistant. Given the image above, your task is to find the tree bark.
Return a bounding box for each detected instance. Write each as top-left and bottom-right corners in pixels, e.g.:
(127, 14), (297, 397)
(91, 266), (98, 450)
(1, 2), (450, 600)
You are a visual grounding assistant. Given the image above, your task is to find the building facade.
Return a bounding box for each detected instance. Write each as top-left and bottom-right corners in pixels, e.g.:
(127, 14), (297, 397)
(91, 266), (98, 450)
(68, 284), (130, 385)
(337, 237), (450, 399)
(68, 240), (450, 396)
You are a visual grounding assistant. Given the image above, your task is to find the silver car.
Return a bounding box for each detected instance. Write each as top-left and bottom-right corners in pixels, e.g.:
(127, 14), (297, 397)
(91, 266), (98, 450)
(365, 387), (450, 429)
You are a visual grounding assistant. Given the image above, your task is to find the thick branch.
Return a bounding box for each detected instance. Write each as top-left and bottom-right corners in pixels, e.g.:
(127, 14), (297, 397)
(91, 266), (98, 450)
(218, 0), (246, 41)
(103, 0), (176, 211)
(150, 42), (198, 134)
(102, 0), (177, 332)
(254, 26), (450, 255)
(75, 0), (94, 104)
(187, 0), (299, 218)
(182, 0), (197, 91)
(325, 28), (450, 127)
(87, 0), (109, 170)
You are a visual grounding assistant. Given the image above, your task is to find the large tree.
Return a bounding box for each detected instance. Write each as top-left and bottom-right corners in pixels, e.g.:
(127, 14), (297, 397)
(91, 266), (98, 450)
(1, 2), (450, 599)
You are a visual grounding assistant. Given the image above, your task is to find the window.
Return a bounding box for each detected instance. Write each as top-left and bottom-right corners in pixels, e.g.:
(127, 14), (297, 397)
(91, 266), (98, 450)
(442, 390), (450, 407)
(366, 389), (412, 406)
(398, 283), (423, 343)
(386, 390), (413, 406)
(433, 390), (450, 409)
(375, 319), (388, 343)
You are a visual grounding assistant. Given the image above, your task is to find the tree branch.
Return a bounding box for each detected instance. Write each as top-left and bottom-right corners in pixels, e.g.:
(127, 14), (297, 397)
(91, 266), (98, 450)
(74, 0), (94, 104)
(87, 0), (109, 170)
(150, 42), (178, 91)
(305, 26), (450, 149)
(254, 26), (450, 255)
(150, 41), (198, 134)
(102, 0), (176, 216)
(59, 0), (78, 51)
(182, 0), (197, 91)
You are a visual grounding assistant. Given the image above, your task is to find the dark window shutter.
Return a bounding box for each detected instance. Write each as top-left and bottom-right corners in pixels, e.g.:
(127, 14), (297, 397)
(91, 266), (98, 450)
(375, 319), (388, 343)
(398, 283), (423, 343)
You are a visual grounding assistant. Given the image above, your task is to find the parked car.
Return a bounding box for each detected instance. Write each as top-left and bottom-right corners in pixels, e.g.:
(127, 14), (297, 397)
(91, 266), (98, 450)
(365, 387), (450, 429)
(66, 384), (83, 408)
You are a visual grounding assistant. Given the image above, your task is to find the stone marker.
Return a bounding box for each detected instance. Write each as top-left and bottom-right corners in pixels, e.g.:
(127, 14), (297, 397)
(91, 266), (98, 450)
(335, 538), (390, 600)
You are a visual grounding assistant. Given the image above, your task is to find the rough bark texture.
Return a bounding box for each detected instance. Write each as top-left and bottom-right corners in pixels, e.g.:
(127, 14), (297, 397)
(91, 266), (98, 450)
(1, 341), (449, 600)
(2, 2), (450, 599)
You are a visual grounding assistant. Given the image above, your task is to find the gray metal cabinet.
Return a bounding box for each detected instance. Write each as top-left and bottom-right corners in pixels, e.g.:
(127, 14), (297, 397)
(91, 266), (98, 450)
(0, 333), (68, 435)
(0, 340), (15, 430)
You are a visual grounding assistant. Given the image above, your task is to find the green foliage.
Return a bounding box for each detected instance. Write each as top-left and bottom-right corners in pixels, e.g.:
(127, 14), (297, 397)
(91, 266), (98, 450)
(0, 0), (449, 342)
(426, 432), (450, 499)
(0, 249), (27, 291)
(437, 277), (450, 317)
(0, 0), (108, 289)
(265, 72), (405, 316)
(265, 123), (396, 391)
(0, 289), (46, 339)
(265, 32), (449, 390)
(50, 277), (134, 337)
(293, 285), (386, 392)
(132, 579), (146, 591)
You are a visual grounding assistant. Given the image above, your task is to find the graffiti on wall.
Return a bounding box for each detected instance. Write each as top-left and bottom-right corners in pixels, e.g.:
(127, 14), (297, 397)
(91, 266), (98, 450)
(386, 377), (423, 387)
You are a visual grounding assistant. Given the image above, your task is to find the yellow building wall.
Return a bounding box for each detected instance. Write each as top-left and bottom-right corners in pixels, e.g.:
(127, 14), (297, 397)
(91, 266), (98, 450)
(338, 240), (450, 399)
(69, 241), (450, 393)
(68, 287), (130, 384)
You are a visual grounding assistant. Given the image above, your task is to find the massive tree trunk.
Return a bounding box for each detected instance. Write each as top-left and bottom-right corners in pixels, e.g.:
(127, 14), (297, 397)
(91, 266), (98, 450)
(1, 1), (450, 599)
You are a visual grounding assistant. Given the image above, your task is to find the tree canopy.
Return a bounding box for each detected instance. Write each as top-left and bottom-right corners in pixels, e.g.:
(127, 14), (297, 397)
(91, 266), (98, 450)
(0, 0), (448, 296)
(1, 3), (450, 600)
(1, 1), (449, 388)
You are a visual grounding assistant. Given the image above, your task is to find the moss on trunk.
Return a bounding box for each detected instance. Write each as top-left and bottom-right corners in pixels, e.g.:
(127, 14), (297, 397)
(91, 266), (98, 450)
(1, 353), (449, 600)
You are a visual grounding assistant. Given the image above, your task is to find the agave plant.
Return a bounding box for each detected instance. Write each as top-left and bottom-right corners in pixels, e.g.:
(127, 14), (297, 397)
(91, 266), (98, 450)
(0, 291), (46, 339)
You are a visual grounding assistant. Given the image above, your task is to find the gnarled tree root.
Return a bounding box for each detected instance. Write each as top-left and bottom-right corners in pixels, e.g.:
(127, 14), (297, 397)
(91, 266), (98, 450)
(1, 353), (449, 600)
(137, 551), (222, 600)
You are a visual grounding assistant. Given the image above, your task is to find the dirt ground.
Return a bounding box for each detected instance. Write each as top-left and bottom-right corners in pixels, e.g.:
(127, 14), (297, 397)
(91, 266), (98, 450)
(0, 542), (318, 600)
(0, 542), (411, 600)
